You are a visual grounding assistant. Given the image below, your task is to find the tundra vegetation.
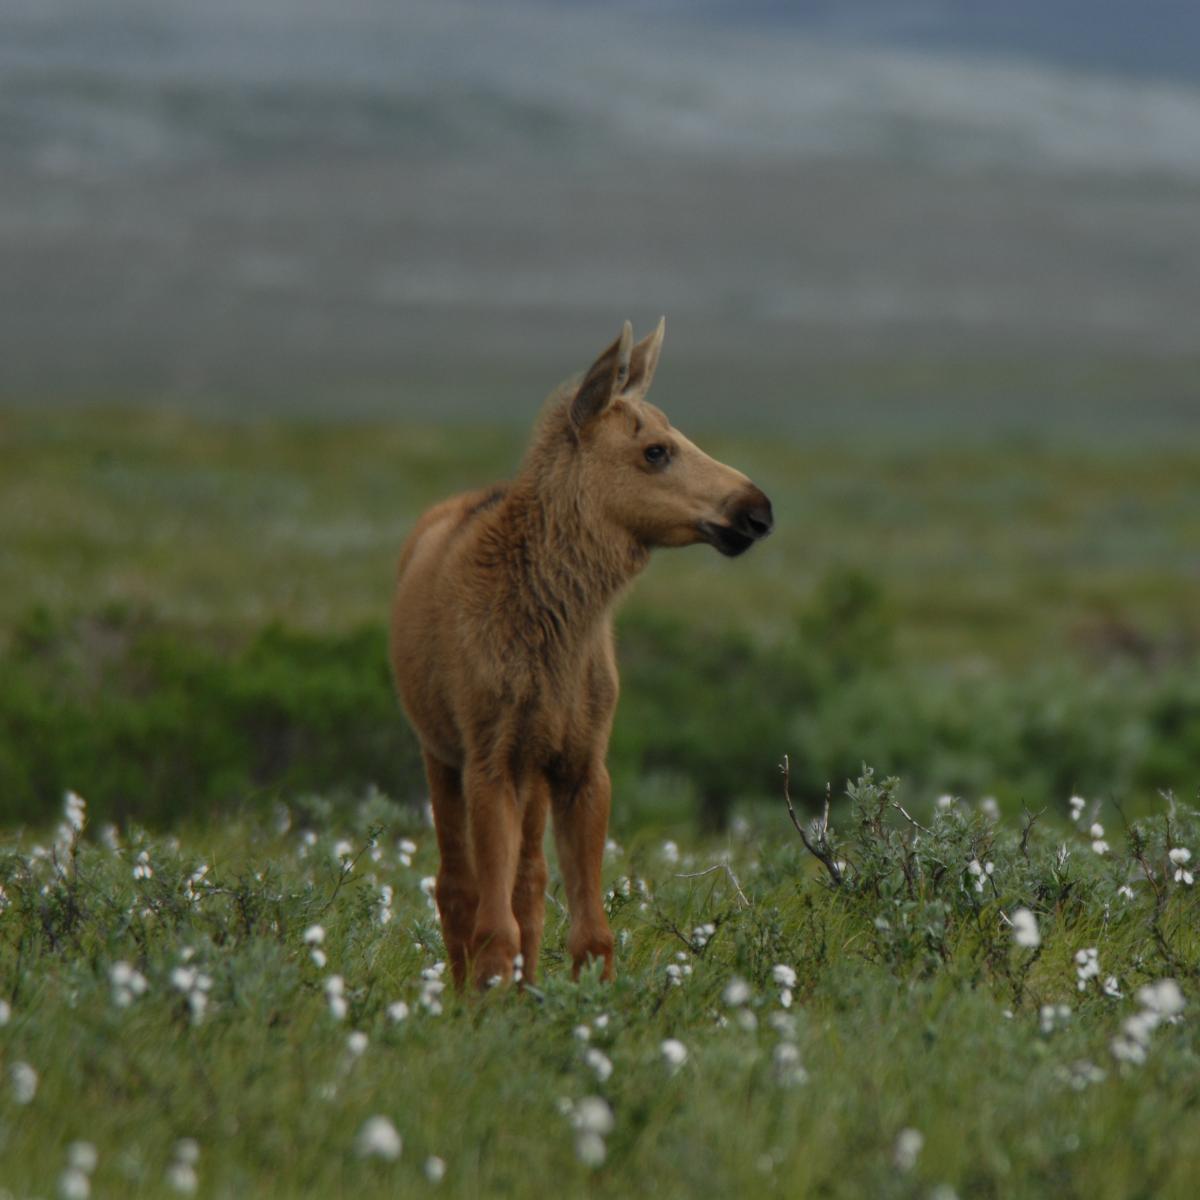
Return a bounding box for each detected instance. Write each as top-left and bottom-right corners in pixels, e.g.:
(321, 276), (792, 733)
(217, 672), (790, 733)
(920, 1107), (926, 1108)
(0, 405), (1197, 1195)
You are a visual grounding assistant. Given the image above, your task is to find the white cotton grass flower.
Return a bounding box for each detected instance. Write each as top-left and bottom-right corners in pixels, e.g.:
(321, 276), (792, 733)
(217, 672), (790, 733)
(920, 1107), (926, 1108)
(936, 794), (955, 811)
(1075, 947), (1101, 991)
(1169, 847), (1194, 885)
(893, 1127), (924, 1172)
(1040, 1003), (1071, 1034)
(325, 974), (348, 1021)
(1089, 823), (1110, 855)
(11, 1061), (38, 1104)
(110, 961), (149, 1008)
(419, 965), (446, 1015)
(584, 1047), (613, 1082)
(398, 837), (417, 868)
(132, 850), (154, 881)
(63, 790), (87, 834)
(1010, 907), (1040, 949)
(387, 1000), (410, 1023)
(1117, 883), (1135, 901)
(424, 1156), (446, 1183)
(1111, 978), (1185, 1064)
(67, 1143), (98, 1175)
(165, 1164), (197, 1194)
(357, 1115), (403, 1161)
(660, 840), (680, 865)
(347, 1031), (369, 1057)
(304, 924), (325, 946)
(171, 963), (213, 1025)
(334, 839), (354, 864)
(58, 1168), (90, 1200)
(1069, 795), (1086, 823)
(1012, 902), (1041, 950)
(574, 1024), (591, 1042)
(773, 1041), (808, 1087)
(661, 1039), (688, 1070)
(166, 1139), (199, 1196)
(1137, 979), (1185, 1018)
(691, 922), (716, 949)
(378, 884), (394, 925)
(723, 977), (751, 1007)
(569, 1096), (614, 1168)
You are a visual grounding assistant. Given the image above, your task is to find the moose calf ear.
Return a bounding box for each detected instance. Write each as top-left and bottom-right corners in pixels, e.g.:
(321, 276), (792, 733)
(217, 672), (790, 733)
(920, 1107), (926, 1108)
(571, 321), (633, 430)
(623, 316), (665, 399)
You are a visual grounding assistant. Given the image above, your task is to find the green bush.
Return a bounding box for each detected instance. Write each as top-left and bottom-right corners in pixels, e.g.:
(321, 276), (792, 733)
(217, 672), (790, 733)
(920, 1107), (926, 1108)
(2, 573), (1198, 831)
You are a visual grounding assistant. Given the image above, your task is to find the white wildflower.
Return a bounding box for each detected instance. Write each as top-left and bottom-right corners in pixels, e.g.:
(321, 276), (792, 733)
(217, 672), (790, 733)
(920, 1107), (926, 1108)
(333, 839), (354, 863)
(424, 1156), (446, 1183)
(63, 791), (87, 834)
(1010, 907), (1040, 948)
(1103, 976), (1122, 998)
(893, 1128), (924, 1172)
(132, 850), (153, 881)
(936, 794), (955, 811)
(573, 1024), (591, 1042)
(575, 1132), (606, 1168)
(326, 974), (348, 1020)
(773, 1041), (808, 1086)
(572, 1096), (615, 1137)
(58, 1168), (90, 1200)
(347, 1031), (369, 1056)
(661, 840), (680, 865)
(1040, 1003), (1071, 1034)
(303, 925), (326, 945)
(1069, 795), (1086, 823)
(67, 1143), (97, 1174)
(387, 1001), (410, 1023)
(980, 796), (1000, 821)
(772, 964), (797, 989)
(110, 960), (149, 1008)
(584, 1047), (613, 1082)
(1075, 947), (1101, 991)
(1089, 823), (1109, 854)
(723, 977), (751, 1007)
(166, 1163), (198, 1194)
(357, 1116), (402, 1161)
(1169, 847), (1194, 885)
(1137, 979), (1184, 1018)
(660, 1038), (688, 1070)
(11, 1061), (38, 1104)
(1117, 884), (1135, 901)
(174, 1140), (200, 1166)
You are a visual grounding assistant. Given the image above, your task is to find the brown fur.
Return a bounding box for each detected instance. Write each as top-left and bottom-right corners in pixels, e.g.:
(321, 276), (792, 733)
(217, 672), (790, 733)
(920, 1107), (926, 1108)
(390, 320), (773, 988)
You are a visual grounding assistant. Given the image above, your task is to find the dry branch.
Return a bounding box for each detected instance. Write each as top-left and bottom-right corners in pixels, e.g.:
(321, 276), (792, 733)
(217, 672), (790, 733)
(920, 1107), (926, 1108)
(780, 755), (843, 886)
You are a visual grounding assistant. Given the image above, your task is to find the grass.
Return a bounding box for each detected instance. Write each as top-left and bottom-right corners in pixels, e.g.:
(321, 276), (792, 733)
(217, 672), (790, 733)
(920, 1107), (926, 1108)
(1, 779), (1196, 1198)
(1, 399), (1198, 1196)
(1, 407), (1197, 662)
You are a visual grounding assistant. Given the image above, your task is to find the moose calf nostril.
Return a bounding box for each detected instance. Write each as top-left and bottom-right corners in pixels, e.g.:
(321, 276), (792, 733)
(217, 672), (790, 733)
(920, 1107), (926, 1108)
(742, 503), (773, 538)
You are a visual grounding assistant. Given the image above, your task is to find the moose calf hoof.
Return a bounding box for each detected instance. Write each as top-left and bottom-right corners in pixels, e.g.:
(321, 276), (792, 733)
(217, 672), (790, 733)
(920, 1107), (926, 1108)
(569, 930), (615, 982)
(471, 925), (520, 991)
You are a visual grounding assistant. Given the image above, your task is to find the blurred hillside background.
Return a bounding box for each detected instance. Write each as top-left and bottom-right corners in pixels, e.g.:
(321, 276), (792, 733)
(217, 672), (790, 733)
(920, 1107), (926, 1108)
(1, 0), (1198, 830)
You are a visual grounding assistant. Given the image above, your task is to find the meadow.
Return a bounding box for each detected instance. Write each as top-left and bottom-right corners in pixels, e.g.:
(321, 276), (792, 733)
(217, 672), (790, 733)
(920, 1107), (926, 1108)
(0, 403), (1198, 1196)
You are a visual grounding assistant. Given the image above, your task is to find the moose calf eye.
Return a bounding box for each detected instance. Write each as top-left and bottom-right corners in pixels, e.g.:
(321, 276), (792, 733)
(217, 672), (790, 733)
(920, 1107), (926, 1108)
(644, 444), (668, 466)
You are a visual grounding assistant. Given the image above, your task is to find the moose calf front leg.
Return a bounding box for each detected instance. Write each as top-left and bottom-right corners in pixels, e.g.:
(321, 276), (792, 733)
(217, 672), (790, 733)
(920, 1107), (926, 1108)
(553, 764), (615, 981)
(465, 763), (522, 988)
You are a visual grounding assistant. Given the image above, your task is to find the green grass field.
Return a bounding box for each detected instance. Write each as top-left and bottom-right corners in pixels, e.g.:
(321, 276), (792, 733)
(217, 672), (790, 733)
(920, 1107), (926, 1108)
(0, 403), (1197, 1196)
(1, 778), (1196, 1198)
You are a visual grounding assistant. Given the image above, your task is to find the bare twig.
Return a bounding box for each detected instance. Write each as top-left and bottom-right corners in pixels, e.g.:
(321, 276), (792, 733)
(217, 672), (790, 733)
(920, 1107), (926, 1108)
(890, 800), (932, 835)
(780, 756), (843, 886)
(675, 863), (750, 909)
(1019, 807), (1044, 860)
